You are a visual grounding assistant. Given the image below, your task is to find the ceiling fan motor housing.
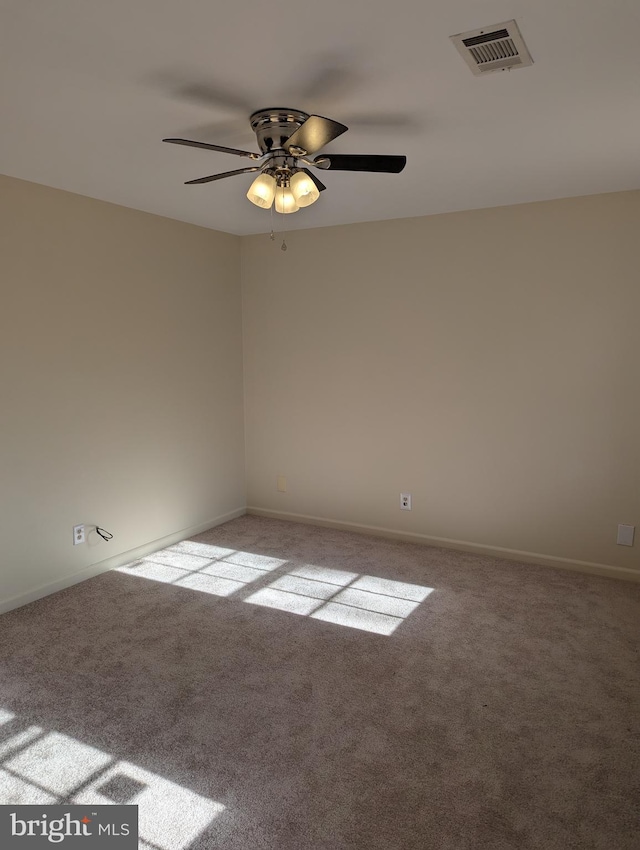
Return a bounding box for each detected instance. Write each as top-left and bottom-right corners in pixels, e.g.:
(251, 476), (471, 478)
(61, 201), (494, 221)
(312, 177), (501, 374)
(249, 108), (310, 154)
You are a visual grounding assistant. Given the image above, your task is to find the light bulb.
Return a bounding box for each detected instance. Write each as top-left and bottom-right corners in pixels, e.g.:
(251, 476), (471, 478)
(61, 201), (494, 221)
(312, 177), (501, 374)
(274, 186), (299, 214)
(247, 173), (276, 209)
(290, 171), (320, 207)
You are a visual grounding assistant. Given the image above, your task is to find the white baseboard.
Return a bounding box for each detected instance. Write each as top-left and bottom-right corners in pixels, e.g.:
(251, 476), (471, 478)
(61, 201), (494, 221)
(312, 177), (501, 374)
(246, 507), (639, 584)
(0, 508), (246, 616)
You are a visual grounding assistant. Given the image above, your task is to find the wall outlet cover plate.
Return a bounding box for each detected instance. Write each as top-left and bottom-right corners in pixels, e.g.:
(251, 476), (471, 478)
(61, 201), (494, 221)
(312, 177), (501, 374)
(616, 524), (635, 546)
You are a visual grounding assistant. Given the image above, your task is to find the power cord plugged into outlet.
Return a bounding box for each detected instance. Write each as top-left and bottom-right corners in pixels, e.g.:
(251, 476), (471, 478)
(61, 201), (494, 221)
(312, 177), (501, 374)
(96, 526), (113, 542)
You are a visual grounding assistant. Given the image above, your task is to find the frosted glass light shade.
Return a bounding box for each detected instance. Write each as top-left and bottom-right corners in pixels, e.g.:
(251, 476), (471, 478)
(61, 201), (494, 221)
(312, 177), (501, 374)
(290, 171), (320, 207)
(274, 186), (299, 214)
(247, 173), (276, 208)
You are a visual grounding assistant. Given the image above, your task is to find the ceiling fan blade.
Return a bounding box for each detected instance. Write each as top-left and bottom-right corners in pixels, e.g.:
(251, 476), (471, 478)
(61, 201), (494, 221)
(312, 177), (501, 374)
(314, 154), (407, 173)
(163, 138), (260, 159)
(294, 63), (360, 104)
(184, 167), (261, 185)
(347, 113), (422, 133)
(175, 82), (253, 112)
(302, 168), (326, 192)
(177, 118), (253, 144)
(285, 115), (348, 156)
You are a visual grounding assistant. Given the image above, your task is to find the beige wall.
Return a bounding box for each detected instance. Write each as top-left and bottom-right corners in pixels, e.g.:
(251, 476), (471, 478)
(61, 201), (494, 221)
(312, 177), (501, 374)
(0, 174), (245, 611)
(2, 179), (637, 610)
(242, 191), (640, 576)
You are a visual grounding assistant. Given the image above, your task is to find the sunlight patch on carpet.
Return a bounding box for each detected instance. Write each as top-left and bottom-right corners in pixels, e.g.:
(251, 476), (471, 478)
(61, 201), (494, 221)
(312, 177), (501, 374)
(311, 603), (402, 635)
(244, 587), (322, 616)
(0, 726), (45, 759)
(116, 540), (288, 598)
(290, 565), (358, 586)
(0, 709), (16, 726)
(115, 541), (434, 635)
(245, 566), (434, 635)
(75, 762), (224, 850)
(6, 732), (112, 795)
(0, 717), (225, 849)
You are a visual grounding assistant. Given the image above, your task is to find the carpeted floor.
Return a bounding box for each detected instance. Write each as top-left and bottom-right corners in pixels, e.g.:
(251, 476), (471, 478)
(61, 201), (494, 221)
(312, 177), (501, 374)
(0, 515), (638, 849)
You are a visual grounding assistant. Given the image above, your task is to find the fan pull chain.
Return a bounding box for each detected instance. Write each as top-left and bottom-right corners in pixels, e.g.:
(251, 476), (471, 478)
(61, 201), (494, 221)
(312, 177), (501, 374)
(267, 181), (288, 250)
(276, 183), (287, 250)
(276, 177), (287, 251)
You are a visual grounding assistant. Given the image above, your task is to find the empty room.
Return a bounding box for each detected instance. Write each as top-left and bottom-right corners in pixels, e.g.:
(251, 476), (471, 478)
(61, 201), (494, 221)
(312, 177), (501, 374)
(1, 2), (638, 849)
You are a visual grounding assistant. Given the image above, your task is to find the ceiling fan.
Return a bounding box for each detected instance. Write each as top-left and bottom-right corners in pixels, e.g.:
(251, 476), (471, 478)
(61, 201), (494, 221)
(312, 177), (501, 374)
(163, 108), (407, 214)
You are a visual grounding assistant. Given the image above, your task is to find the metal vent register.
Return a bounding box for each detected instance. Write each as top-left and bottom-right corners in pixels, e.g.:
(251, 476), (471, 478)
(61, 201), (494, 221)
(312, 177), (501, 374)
(450, 20), (533, 75)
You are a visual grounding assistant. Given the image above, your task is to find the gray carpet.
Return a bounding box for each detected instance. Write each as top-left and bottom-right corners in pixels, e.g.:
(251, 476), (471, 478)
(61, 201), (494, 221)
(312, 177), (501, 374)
(0, 515), (638, 849)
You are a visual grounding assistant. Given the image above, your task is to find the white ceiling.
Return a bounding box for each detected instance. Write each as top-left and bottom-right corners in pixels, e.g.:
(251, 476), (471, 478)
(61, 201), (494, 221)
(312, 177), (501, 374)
(2, 0), (639, 236)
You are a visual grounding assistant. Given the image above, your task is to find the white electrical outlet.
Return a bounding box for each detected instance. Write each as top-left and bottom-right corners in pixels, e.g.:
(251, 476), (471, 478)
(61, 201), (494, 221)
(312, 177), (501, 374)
(73, 524), (85, 545)
(400, 493), (412, 511)
(277, 475), (287, 493)
(616, 524), (635, 546)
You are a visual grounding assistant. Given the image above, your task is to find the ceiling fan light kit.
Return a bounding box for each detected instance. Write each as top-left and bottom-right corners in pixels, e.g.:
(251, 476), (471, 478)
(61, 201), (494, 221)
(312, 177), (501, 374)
(274, 179), (299, 214)
(290, 171), (320, 208)
(246, 172), (276, 208)
(246, 168), (320, 212)
(163, 108), (406, 216)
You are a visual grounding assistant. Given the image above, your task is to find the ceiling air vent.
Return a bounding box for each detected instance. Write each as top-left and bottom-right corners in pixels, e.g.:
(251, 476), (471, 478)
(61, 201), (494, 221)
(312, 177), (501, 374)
(450, 20), (533, 75)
